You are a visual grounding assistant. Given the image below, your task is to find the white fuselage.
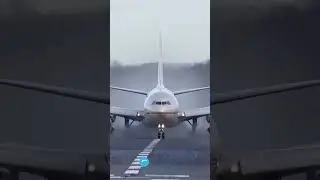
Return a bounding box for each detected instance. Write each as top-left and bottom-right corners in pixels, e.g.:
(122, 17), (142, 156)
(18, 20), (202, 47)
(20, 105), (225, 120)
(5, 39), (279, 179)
(142, 86), (180, 128)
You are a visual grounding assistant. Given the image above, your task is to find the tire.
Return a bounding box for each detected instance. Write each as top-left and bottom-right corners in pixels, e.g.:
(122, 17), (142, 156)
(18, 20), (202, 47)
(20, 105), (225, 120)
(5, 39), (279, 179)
(161, 133), (165, 139)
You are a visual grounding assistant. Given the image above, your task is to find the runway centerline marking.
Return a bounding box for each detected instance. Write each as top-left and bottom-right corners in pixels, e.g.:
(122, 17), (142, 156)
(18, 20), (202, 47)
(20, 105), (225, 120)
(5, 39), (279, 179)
(123, 139), (161, 176)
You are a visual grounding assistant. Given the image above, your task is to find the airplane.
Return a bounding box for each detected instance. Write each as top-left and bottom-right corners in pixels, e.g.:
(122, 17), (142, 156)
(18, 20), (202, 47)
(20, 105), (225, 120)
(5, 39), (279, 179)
(110, 59), (211, 139)
(0, 75), (319, 180)
(110, 62), (212, 139)
(110, 33), (211, 139)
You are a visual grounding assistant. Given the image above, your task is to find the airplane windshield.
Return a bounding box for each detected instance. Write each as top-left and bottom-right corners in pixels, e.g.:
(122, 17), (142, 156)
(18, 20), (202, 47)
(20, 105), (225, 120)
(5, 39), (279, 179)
(152, 101), (162, 105)
(152, 101), (171, 105)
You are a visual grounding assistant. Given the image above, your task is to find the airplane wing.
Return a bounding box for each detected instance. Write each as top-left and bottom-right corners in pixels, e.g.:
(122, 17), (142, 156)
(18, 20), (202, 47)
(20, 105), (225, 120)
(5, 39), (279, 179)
(173, 86), (210, 95)
(179, 106), (210, 121)
(110, 106), (144, 121)
(1, 79), (319, 106)
(0, 79), (109, 104)
(211, 80), (320, 105)
(110, 86), (148, 96)
(0, 143), (109, 179)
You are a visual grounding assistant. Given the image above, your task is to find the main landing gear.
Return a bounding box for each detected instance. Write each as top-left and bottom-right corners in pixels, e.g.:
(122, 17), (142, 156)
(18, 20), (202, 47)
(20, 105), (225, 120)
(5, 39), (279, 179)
(186, 117), (198, 133)
(125, 117), (135, 128)
(186, 116), (211, 134)
(206, 115), (211, 133)
(110, 115), (116, 133)
(109, 115), (137, 134)
(157, 123), (165, 139)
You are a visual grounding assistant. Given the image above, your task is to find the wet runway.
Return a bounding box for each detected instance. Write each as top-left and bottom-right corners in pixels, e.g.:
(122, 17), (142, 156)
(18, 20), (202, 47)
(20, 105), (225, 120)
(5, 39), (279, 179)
(110, 123), (210, 180)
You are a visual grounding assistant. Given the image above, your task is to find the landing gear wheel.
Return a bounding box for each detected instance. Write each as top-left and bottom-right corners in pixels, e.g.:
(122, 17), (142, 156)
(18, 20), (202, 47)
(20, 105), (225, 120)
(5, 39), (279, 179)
(206, 115), (211, 123)
(110, 115), (116, 123)
(157, 123), (165, 139)
(110, 126), (114, 133)
(192, 118), (198, 133)
(125, 118), (130, 128)
(207, 127), (210, 133)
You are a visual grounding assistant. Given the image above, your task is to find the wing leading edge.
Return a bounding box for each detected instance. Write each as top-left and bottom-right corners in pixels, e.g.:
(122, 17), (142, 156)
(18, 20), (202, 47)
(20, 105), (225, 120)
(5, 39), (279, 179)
(0, 79), (109, 104)
(2, 79), (318, 106)
(173, 86), (210, 95)
(110, 86), (148, 96)
(211, 79), (320, 105)
(0, 79), (320, 106)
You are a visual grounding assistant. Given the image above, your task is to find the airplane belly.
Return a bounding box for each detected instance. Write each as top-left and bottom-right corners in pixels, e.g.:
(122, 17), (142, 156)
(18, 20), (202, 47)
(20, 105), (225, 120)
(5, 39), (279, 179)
(142, 113), (179, 128)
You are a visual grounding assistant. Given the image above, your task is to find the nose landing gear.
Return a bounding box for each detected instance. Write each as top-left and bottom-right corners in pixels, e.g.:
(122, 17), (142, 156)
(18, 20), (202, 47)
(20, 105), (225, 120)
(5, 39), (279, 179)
(157, 124), (165, 139)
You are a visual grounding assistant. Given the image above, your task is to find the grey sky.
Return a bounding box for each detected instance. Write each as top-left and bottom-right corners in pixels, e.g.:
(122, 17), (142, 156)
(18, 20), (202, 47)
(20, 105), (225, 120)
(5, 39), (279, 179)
(110, 0), (210, 65)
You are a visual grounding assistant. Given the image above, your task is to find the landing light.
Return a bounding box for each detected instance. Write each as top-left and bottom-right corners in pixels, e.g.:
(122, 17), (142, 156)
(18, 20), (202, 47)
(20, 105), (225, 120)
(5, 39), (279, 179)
(137, 112), (141, 116)
(161, 124), (165, 128)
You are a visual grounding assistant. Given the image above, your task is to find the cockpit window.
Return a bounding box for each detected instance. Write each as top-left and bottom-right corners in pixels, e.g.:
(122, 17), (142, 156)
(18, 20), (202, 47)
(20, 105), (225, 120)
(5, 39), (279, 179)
(152, 100), (171, 105)
(152, 101), (162, 105)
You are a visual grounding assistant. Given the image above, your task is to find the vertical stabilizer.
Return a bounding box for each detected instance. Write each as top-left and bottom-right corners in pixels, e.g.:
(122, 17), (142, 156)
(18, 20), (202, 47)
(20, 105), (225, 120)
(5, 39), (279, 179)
(157, 32), (164, 88)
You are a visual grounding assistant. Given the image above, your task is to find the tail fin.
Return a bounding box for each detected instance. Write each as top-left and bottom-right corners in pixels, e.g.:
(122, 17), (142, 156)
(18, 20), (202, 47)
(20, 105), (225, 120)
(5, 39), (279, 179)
(157, 32), (164, 88)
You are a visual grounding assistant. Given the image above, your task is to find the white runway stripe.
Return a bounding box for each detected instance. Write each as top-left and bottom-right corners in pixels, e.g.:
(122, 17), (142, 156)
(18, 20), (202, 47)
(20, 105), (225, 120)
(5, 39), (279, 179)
(128, 165), (141, 170)
(139, 152), (150, 154)
(110, 176), (122, 179)
(137, 155), (148, 158)
(143, 149), (153, 152)
(110, 174), (122, 178)
(124, 170), (140, 175)
(145, 174), (190, 178)
(123, 139), (161, 176)
(139, 153), (149, 156)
